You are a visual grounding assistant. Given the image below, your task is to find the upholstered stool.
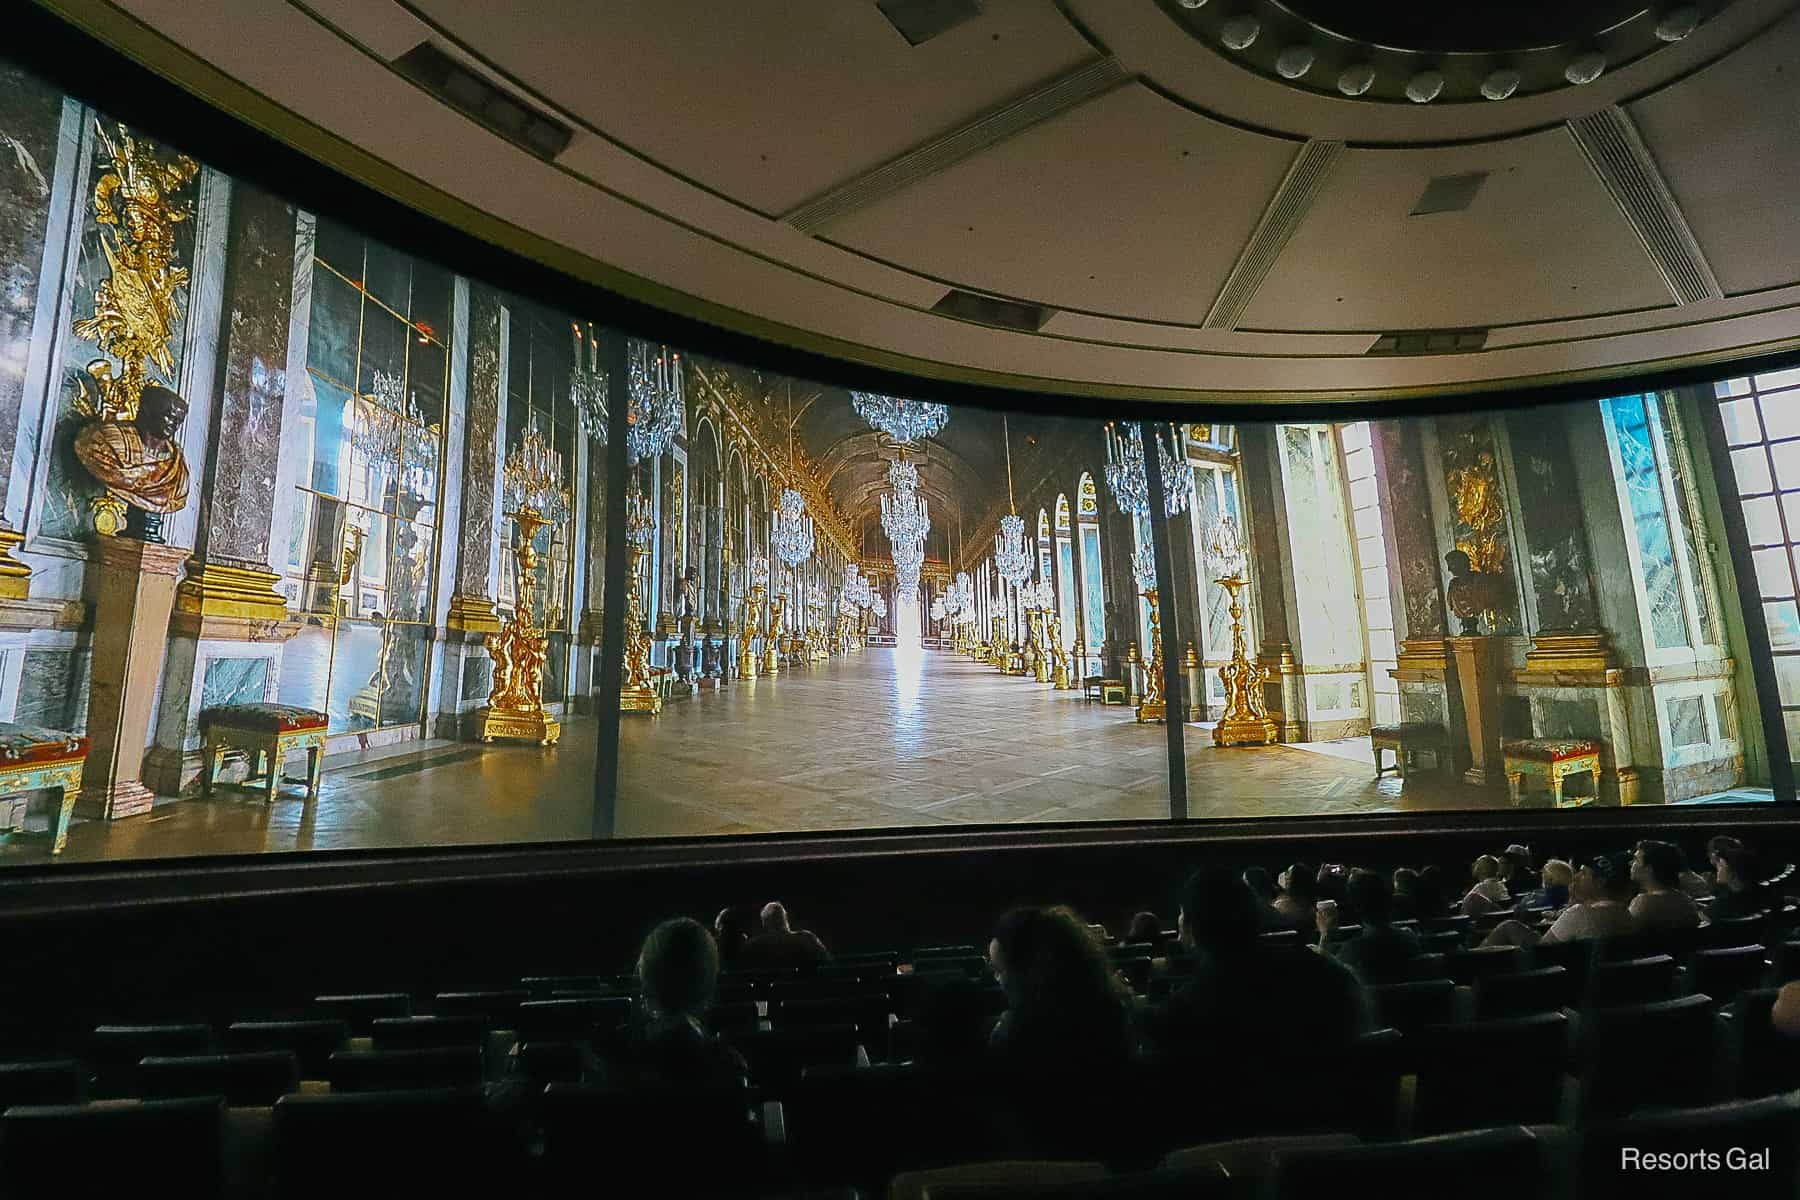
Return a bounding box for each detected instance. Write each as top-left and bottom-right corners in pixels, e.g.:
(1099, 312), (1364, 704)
(1502, 738), (1603, 808)
(199, 704), (329, 803)
(1371, 722), (1448, 779)
(0, 723), (88, 854)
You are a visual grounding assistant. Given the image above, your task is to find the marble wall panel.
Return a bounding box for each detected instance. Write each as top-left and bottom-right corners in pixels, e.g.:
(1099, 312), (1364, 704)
(17, 646), (88, 731)
(1436, 414), (1521, 633)
(1370, 419), (1446, 640)
(200, 655), (272, 710)
(1504, 408), (1600, 633)
(0, 66), (63, 517)
(456, 285), (502, 598)
(198, 184), (297, 566)
(462, 653), (491, 702)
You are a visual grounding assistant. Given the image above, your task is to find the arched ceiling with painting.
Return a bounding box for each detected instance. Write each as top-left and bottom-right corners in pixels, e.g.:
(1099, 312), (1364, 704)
(46, 0), (1800, 401)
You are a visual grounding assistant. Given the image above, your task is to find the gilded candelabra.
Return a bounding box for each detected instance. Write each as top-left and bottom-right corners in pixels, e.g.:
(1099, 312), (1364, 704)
(764, 589), (785, 677)
(739, 555), (768, 679)
(1207, 516), (1277, 747)
(481, 424), (572, 743)
(619, 489), (662, 714)
(1133, 549), (1165, 723)
(1050, 615), (1073, 689)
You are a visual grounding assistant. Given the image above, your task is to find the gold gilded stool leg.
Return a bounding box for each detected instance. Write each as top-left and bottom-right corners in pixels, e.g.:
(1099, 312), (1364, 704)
(306, 745), (323, 799)
(52, 768), (82, 855)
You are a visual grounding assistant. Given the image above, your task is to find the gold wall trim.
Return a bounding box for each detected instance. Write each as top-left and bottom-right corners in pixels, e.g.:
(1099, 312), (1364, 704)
(173, 559), (289, 622)
(29, 0), (1800, 407)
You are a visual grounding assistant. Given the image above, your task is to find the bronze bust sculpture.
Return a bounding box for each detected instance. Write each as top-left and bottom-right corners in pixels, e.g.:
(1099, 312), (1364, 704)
(74, 382), (190, 529)
(1445, 548), (1504, 636)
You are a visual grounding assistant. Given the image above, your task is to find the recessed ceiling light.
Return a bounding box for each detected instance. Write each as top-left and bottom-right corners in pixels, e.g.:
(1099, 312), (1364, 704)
(1656, 5), (1701, 41)
(1480, 68), (1521, 100)
(1337, 63), (1375, 96)
(1405, 70), (1445, 103)
(1276, 45), (1317, 79)
(1565, 53), (1606, 84)
(1221, 15), (1260, 50)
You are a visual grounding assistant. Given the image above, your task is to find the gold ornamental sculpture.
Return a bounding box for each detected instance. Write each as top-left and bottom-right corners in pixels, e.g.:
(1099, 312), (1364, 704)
(764, 586), (785, 677)
(480, 424), (570, 744)
(619, 489), (662, 714)
(1131, 551), (1166, 724)
(69, 123), (199, 541)
(738, 555), (768, 680)
(1206, 516), (1278, 747)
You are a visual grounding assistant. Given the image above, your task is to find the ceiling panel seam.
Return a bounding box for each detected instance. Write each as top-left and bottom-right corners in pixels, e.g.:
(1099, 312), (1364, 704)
(781, 55), (1131, 234)
(1202, 138), (1345, 331)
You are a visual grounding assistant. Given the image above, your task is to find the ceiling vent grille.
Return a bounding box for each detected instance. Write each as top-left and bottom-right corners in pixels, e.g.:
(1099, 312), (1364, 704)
(1366, 329), (1489, 355)
(1567, 107), (1722, 306)
(392, 42), (573, 162)
(1410, 171), (1488, 216)
(877, 0), (984, 46)
(932, 289), (1055, 332)
(1204, 139), (1344, 331)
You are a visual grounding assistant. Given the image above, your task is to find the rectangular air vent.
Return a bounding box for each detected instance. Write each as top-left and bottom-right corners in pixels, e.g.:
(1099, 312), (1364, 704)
(1366, 329), (1489, 355)
(878, 0), (983, 46)
(931, 289), (1054, 332)
(392, 42), (572, 162)
(1410, 171), (1488, 216)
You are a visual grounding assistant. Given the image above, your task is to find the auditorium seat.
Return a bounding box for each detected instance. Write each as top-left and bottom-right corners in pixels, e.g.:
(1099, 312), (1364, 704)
(1445, 946), (1523, 986)
(1112, 956), (1152, 993)
(1402, 952), (1449, 982)
(368, 1014), (489, 1050)
(910, 945), (982, 962)
(1474, 966), (1575, 1020)
(1687, 945), (1768, 1005)
(909, 955), (988, 977)
(1, 1096), (224, 1200)
(1407, 1013), (1571, 1133)
(511, 1040), (593, 1086)
(1263, 1126), (1546, 1199)
(894, 1160), (1232, 1199)
(514, 996), (632, 1041)
(273, 1088), (513, 1200)
(432, 989), (530, 1022)
(1586, 954), (1678, 1008)
(1695, 915), (1771, 952)
(90, 1023), (213, 1097)
(1529, 940), (1595, 996)
(223, 1019), (348, 1078)
(1771, 941), (1800, 984)
(1423, 915), (1474, 935)
(709, 1000), (764, 1035)
(1576, 1093), (1800, 1199)
(737, 1024), (864, 1092)
(311, 992), (411, 1032)
(1726, 989), (1800, 1098)
(789, 1063), (1020, 1186)
(137, 1051), (300, 1106)
(768, 995), (892, 1060)
(1161, 1133), (1361, 1191)
(520, 974), (611, 996)
(0, 1060), (86, 1108)
(1368, 979), (1459, 1034)
(326, 1047), (483, 1092)
(538, 1082), (776, 1194)
(1257, 930), (1301, 948)
(1574, 994), (1720, 1121)
(818, 962), (896, 984)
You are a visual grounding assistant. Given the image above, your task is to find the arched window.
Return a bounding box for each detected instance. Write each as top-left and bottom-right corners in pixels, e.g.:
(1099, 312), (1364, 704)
(1075, 473), (1105, 676)
(1185, 424), (1248, 710)
(1054, 494), (1075, 657)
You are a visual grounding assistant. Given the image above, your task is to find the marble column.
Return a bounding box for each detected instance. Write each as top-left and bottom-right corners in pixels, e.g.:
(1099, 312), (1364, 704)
(1449, 635), (1506, 789)
(440, 286), (505, 737)
(573, 419), (607, 710)
(1237, 424), (1302, 741)
(145, 184), (304, 794)
(79, 539), (188, 817)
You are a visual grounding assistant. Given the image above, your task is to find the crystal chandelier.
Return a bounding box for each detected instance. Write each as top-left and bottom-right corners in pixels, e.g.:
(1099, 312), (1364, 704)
(750, 554), (771, 592)
(502, 417), (571, 526)
(1207, 513), (1249, 582)
(771, 487), (815, 568)
(930, 594), (946, 622)
(840, 564), (867, 615)
(569, 323), (607, 442)
(879, 460), (930, 548)
(994, 513), (1032, 586)
(1131, 545), (1159, 593)
(850, 391), (949, 444)
(626, 339), (684, 465)
(1105, 423), (1194, 518)
(355, 370), (440, 486)
(870, 591), (887, 621)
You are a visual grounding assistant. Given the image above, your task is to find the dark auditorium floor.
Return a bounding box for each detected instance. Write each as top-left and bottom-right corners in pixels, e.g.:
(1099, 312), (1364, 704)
(7, 649), (1501, 865)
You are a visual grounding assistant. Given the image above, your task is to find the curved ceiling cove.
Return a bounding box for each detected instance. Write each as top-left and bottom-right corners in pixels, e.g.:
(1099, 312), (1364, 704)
(42, 0), (1800, 402)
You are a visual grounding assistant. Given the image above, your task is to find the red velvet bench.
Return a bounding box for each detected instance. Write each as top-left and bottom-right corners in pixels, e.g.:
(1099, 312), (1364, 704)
(199, 704), (329, 803)
(0, 723), (88, 854)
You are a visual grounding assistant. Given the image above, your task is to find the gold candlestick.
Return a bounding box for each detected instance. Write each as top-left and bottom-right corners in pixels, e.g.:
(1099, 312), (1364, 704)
(480, 507), (564, 743)
(1136, 587), (1166, 723)
(1211, 574), (1277, 746)
(764, 593), (784, 676)
(618, 490), (662, 714)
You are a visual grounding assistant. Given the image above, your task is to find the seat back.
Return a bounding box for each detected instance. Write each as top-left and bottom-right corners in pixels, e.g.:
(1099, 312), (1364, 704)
(737, 1024), (862, 1093)
(1368, 980), (1457, 1034)
(222, 1020), (348, 1079)
(1, 1096), (223, 1200)
(0, 1060), (86, 1108)
(1474, 966), (1575, 1020)
(769, 995), (892, 1060)
(1529, 940), (1595, 995)
(1265, 1126), (1545, 1200)
(1577, 994), (1719, 1120)
(514, 996), (632, 1042)
(1445, 946), (1523, 986)
(520, 974), (610, 996)
(1688, 945), (1767, 1005)
(708, 1000), (763, 1035)
(432, 990), (530, 1022)
(137, 1051), (300, 1106)
(369, 1015), (488, 1051)
(511, 1041), (594, 1087)
(1696, 915), (1771, 951)
(538, 1083), (766, 1193)
(326, 1047), (483, 1093)
(90, 1024), (214, 1098)
(1728, 988), (1800, 1099)
(1409, 1013), (1571, 1133)
(273, 1088), (510, 1200)
(789, 1064), (1016, 1186)
(1587, 954), (1678, 1008)
(310, 992), (411, 1033)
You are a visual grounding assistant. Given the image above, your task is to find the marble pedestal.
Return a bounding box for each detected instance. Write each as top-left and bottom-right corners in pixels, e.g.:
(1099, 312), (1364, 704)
(78, 538), (189, 819)
(1449, 635), (1505, 789)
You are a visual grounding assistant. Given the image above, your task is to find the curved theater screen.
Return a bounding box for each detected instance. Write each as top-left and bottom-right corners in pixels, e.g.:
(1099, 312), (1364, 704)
(0, 54), (1788, 868)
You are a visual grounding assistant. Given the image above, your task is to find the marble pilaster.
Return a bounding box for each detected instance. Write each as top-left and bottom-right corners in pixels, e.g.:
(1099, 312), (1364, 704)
(447, 285), (505, 633)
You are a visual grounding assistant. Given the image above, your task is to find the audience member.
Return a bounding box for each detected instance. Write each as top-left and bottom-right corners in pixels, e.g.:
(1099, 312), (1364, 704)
(738, 901), (832, 968)
(1390, 867), (1421, 922)
(1774, 981), (1800, 1039)
(1413, 866), (1452, 921)
(712, 906), (754, 967)
(1459, 855), (1511, 916)
(1155, 867), (1368, 1061)
(1630, 840), (1703, 932)
(910, 975), (997, 1067)
(987, 905), (1136, 1070)
(1483, 854), (1635, 948)
(612, 917), (749, 1087)
(1315, 863), (1350, 908)
(1501, 844), (1537, 897)
(1707, 845), (1768, 922)
(1515, 859), (1573, 912)
(1125, 911), (1169, 948)
(1271, 863), (1317, 929)
(1322, 869), (1421, 983)
(1242, 867), (1282, 928)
